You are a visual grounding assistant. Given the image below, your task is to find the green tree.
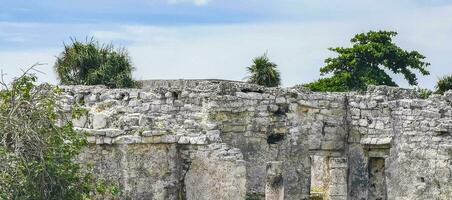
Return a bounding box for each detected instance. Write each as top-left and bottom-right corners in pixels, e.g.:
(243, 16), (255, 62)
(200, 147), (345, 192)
(0, 66), (116, 199)
(54, 38), (137, 88)
(247, 54), (281, 87)
(435, 74), (452, 94)
(305, 30), (430, 92)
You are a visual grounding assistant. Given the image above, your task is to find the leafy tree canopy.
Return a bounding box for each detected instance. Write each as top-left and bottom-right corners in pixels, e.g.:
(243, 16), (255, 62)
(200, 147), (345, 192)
(0, 66), (117, 199)
(247, 54), (281, 87)
(305, 30), (430, 92)
(55, 38), (137, 88)
(435, 74), (452, 94)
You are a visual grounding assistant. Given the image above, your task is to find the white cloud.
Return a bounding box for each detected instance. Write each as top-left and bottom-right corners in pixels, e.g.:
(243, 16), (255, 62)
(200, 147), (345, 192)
(167, 0), (212, 6)
(89, 17), (452, 89)
(90, 23), (350, 86)
(0, 49), (59, 85)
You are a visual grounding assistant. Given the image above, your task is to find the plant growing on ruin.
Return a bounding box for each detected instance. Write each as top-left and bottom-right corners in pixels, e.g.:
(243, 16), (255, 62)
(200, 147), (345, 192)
(0, 65), (117, 199)
(305, 30), (430, 92)
(54, 37), (137, 88)
(246, 53), (281, 87)
(435, 74), (452, 94)
(414, 87), (433, 99)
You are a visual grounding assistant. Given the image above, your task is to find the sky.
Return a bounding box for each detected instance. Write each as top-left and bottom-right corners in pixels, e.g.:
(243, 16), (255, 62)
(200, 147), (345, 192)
(1, 0), (452, 89)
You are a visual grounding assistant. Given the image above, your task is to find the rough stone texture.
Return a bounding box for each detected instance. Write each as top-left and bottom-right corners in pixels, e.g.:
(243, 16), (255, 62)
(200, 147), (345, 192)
(368, 158), (387, 200)
(61, 80), (452, 200)
(348, 86), (452, 200)
(78, 143), (181, 199)
(265, 161), (284, 200)
(184, 144), (246, 200)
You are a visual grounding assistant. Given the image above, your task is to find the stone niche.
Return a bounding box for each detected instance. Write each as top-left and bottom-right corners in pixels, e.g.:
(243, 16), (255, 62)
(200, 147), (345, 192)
(368, 157), (387, 200)
(363, 139), (391, 200)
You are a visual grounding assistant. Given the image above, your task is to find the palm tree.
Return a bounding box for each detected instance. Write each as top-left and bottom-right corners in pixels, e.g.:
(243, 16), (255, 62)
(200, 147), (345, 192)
(435, 74), (452, 94)
(247, 54), (281, 87)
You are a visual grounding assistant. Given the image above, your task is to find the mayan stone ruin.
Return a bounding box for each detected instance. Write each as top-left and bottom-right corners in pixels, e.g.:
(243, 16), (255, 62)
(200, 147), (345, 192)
(59, 80), (452, 200)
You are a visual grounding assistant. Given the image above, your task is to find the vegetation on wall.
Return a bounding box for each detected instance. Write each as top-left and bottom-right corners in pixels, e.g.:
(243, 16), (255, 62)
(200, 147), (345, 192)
(54, 38), (137, 88)
(0, 65), (117, 200)
(246, 54), (281, 87)
(435, 74), (452, 94)
(414, 87), (433, 99)
(305, 30), (430, 92)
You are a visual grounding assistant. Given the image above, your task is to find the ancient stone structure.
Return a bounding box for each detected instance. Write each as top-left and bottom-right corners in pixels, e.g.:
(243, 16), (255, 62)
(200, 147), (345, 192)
(60, 80), (452, 200)
(265, 161), (284, 200)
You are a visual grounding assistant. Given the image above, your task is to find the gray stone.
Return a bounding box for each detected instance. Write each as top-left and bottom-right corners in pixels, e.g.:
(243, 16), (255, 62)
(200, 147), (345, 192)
(60, 82), (452, 200)
(92, 113), (108, 129)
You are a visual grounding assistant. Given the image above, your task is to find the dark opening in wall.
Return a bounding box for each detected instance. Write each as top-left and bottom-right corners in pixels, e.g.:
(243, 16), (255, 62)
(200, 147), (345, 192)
(439, 109), (446, 118)
(267, 133), (284, 144)
(172, 91), (181, 99)
(78, 96), (85, 105)
(271, 175), (283, 188)
(116, 92), (127, 100)
(274, 103), (289, 116)
(368, 157), (387, 200)
(419, 177), (425, 183)
(241, 88), (264, 94)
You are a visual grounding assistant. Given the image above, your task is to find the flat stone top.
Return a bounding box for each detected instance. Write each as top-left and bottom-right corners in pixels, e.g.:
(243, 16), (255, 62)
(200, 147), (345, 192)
(60, 79), (452, 102)
(138, 79), (244, 89)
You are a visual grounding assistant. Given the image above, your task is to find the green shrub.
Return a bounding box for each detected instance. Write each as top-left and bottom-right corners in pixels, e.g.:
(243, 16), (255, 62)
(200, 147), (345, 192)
(246, 54), (281, 87)
(304, 72), (349, 92)
(0, 66), (117, 199)
(414, 87), (433, 99)
(54, 38), (137, 88)
(435, 75), (452, 94)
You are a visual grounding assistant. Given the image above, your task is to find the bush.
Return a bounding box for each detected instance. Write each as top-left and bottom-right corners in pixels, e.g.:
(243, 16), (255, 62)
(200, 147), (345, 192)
(246, 54), (281, 87)
(54, 38), (137, 88)
(414, 87), (433, 99)
(435, 75), (452, 94)
(303, 72), (349, 92)
(0, 66), (116, 199)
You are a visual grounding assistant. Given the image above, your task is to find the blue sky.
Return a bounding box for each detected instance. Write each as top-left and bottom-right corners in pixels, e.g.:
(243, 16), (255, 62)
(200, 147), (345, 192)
(1, 0), (452, 88)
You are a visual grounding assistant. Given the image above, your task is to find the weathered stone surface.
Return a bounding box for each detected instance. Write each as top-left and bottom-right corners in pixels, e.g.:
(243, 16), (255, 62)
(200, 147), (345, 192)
(265, 161), (284, 200)
(61, 81), (452, 200)
(185, 144), (246, 200)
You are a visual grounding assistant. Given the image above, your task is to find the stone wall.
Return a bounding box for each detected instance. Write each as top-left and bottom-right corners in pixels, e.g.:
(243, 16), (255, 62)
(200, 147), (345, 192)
(60, 80), (452, 200)
(347, 87), (452, 200)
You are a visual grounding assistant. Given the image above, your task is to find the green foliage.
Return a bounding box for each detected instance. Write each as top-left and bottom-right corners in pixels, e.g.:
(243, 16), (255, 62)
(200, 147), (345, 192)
(0, 67), (116, 199)
(306, 30), (430, 92)
(435, 74), (452, 94)
(414, 87), (433, 99)
(303, 72), (349, 92)
(54, 38), (137, 88)
(247, 54), (281, 87)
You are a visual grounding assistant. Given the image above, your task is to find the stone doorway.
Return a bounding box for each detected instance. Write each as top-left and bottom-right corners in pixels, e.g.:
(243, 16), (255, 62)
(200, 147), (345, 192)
(368, 157), (387, 200)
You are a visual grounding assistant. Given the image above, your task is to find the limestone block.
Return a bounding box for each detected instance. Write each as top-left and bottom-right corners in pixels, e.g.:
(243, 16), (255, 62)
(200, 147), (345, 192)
(178, 136), (190, 144)
(185, 144), (246, 200)
(206, 130), (221, 142)
(112, 135), (142, 144)
(98, 129), (124, 137)
(72, 115), (87, 128)
(92, 113), (108, 129)
(275, 97), (286, 104)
